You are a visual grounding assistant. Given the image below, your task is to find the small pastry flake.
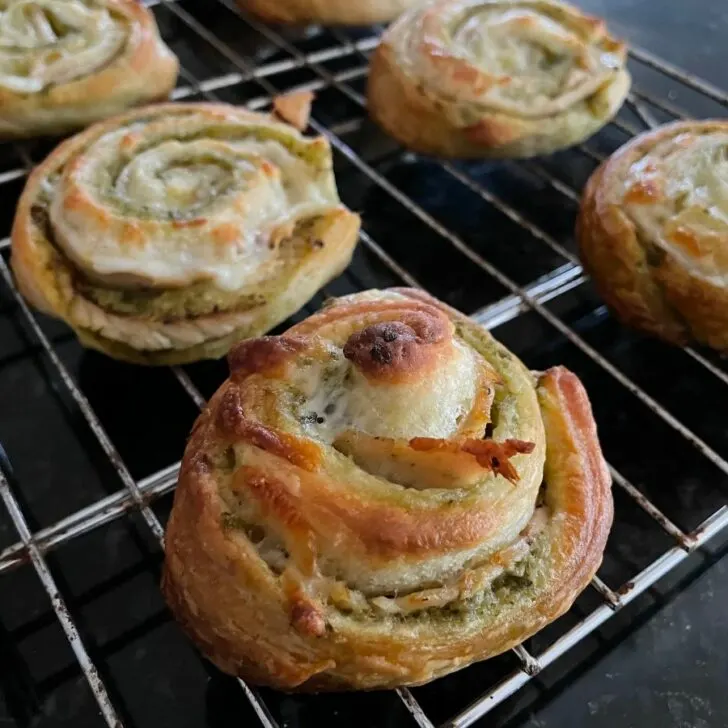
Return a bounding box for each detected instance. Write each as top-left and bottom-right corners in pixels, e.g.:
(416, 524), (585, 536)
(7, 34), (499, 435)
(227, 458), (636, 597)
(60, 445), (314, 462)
(368, 0), (631, 158)
(578, 120), (728, 352)
(0, 0), (178, 138)
(10, 102), (360, 365)
(162, 287), (612, 690)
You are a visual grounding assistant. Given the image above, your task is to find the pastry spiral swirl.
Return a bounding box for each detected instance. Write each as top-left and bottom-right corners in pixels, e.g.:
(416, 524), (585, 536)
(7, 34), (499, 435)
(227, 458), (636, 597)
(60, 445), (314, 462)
(236, 0), (418, 25)
(11, 103), (360, 364)
(162, 288), (612, 690)
(0, 0), (178, 138)
(368, 0), (630, 158)
(578, 120), (728, 352)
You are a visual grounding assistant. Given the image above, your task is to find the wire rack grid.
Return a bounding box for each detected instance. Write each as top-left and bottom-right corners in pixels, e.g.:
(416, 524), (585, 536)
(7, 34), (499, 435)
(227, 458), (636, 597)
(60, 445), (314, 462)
(0, 1), (727, 727)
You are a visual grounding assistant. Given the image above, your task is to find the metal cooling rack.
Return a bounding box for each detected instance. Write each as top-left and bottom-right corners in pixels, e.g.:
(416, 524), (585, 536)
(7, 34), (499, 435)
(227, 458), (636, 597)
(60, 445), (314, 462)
(0, 1), (727, 727)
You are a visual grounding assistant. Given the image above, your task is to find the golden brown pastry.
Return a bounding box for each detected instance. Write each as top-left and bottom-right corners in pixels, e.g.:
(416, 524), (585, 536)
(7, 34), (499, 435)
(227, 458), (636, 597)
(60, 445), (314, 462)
(162, 287), (612, 691)
(237, 0), (418, 25)
(0, 0), (178, 138)
(368, 0), (631, 158)
(578, 120), (728, 352)
(10, 102), (360, 365)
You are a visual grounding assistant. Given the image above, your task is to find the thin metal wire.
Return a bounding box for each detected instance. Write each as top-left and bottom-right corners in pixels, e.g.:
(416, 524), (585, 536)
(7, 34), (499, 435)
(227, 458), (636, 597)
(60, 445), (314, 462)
(0, 463), (123, 727)
(205, 5), (728, 483)
(589, 575), (621, 609)
(626, 95), (659, 129)
(630, 88), (689, 120)
(508, 145), (728, 394)
(161, 27), (557, 684)
(629, 45), (728, 108)
(396, 689), (437, 728)
(313, 122), (728, 478)
(172, 37), (377, 101)
(0, 258), (165, 541)
(0, 7), (726, 728)
(0, 463), (180, 576)
(445, 505), (728, 728)
(1, 237), (275, 724)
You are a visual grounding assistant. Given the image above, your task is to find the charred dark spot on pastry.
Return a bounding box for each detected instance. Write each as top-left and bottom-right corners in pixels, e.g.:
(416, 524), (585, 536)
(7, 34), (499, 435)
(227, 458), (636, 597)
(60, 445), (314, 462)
(312, 238), (325, 249)
(228, 335), (309, 380)
(484, 422), (494, 439)
(343, 313), (449, 382)
(370, 341), (394, 364)
(245, 524), (267, 544)
(300, 412), (325, 425)
(645, 243), (666, 267)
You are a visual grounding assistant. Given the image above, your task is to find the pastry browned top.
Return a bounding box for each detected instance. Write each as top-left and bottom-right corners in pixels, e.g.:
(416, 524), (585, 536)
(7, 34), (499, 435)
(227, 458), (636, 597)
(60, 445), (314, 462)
(10, 102), (359, 363)
(163, 288), (612, 689)
(577, 120), (728, 350)
(0, 0), (178, 137)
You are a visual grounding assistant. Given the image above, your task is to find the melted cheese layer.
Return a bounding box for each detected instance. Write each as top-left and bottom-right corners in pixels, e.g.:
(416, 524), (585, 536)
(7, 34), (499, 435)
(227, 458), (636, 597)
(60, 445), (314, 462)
(296, 339), (479, 443)
(46, 107), (341, 291)
(389, 0), (626, 119)
(0, 0), (127, 93)
(621, 129), (728, 277)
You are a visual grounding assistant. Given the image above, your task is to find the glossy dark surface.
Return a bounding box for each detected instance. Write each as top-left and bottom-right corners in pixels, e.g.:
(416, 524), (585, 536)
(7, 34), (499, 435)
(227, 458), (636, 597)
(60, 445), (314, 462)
(1, 1), (727, 726)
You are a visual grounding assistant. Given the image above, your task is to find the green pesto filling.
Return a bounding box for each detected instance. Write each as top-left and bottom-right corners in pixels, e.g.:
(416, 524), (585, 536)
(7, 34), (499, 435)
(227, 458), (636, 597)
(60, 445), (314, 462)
(100, 122), (330, 205)
(337, 532), (547, 626)
(35, 201), (325, 320)
(75, 278), (267, 319)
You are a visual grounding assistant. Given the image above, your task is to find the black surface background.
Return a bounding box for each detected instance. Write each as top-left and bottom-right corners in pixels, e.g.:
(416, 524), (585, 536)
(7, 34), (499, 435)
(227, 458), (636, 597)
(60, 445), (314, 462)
(0, 1), (727, 727)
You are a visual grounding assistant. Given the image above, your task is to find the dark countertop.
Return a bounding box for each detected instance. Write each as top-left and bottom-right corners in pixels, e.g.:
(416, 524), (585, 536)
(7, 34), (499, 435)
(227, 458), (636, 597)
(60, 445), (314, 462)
(499, 3), (728, 727)
(0, 1), (727, 728)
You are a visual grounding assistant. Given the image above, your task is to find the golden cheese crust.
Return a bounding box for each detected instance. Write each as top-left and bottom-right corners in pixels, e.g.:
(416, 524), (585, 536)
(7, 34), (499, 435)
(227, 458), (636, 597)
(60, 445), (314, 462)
(0, 0), (178, 138)
(162, 288), (612, 690)
(10, 102), (360, 365)
(237, 0), (418, 25)
(577, 119), (728, 352)
(367, 0), (630, 159)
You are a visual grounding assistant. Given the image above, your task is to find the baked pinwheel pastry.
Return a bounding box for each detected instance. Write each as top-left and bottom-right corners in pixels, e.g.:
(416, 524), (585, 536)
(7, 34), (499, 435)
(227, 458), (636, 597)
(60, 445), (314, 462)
(162, 287), (612, 690)
(578, 120), (728, 352)
(368, 0), (631, 158)
(237, 0), (418, 25)
(0, 0), (178, 138)
(10, 103), (360, 365)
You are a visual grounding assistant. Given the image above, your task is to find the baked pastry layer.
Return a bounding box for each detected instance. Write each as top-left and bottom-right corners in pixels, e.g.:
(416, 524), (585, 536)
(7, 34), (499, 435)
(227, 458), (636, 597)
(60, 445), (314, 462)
(237, 0), (418, 25)
(578, 120), (728, 352)
(0, 0), (178, 138)
(368, 0), (630, 158)
(10, 102), (360, 365)
(162, 287), (612, 690)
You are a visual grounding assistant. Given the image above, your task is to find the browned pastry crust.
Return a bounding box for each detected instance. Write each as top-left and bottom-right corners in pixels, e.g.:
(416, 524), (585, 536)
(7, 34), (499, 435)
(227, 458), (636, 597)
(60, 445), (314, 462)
(162, 288), (612, 690)
(237, 0), (418, 25)
(273, 91), (315, 131)
(0, 0), (178, 139)
(577, 119), (728, 352)
(10, 102), (360, 365)
(367, 0), (630, 159)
